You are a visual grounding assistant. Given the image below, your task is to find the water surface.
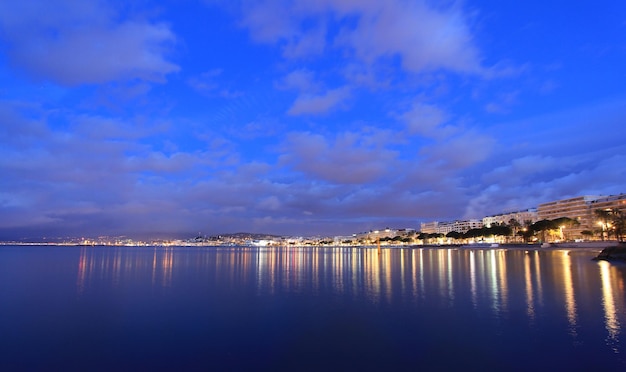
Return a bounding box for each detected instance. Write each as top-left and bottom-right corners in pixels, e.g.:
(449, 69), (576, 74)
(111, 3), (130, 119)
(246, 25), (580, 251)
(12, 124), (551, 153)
(1, 245), (624, 370)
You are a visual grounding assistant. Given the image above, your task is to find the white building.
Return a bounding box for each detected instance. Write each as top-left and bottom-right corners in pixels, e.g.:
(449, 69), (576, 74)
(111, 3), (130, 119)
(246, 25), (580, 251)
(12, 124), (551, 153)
(483, 208), (538, 228)
(420, 219), (483, 234)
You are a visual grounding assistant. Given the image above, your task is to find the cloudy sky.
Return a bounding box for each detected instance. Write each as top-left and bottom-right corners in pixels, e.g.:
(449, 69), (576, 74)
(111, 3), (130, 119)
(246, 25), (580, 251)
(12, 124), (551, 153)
(1, 0), (625, 240)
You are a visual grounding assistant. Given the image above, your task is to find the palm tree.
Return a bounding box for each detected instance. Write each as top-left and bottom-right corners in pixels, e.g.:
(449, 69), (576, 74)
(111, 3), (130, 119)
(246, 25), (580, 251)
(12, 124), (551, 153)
(613, 209), (625, 242)
(595, 209), (612, 241)
(596, 208), (625, 242)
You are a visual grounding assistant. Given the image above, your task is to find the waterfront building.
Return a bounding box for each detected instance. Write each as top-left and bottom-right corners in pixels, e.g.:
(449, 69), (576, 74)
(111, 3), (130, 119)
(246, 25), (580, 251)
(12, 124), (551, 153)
(589, 194), (626, 240)
(420, 219), (483, 235)
(369, 228), (398, 240)
(483, 208), (539, 228)
(333, 235), (356, 245)
(452, 219), (483, 233)
(537, 195), (603, 239)
(589, 193), (626, 214)
(420, 221), (439, 234)
(415, 193), (626, 243)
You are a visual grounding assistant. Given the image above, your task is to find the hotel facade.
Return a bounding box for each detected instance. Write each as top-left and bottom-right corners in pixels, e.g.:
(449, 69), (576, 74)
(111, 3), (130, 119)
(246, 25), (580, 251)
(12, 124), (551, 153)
(419, 193), (625, 241)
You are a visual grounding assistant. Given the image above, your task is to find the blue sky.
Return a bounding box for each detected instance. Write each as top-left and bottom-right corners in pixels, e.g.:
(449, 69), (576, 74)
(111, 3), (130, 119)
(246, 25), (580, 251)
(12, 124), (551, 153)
(1, 0), (625, 240)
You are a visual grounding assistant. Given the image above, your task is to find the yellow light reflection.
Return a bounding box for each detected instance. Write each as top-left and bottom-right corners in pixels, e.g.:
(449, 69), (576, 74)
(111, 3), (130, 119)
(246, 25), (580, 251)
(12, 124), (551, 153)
(489, 250), (500, 314)
(560, 251), (577, 338)
(384, 249), (392, 304)
(412, 249), (419, 299)
(76, 246), (88, 295)
(497, 250), (508, 315)
(419, 249), (424, 299)
(599, 260), (621, 352)
(524, 252), (535, 321)
(447, 249), (455, 302)
(469, 250), (477, 309)
(151, 247), (157, 287)
(161, 247), (173, 287)
(534, 251), (544, 309)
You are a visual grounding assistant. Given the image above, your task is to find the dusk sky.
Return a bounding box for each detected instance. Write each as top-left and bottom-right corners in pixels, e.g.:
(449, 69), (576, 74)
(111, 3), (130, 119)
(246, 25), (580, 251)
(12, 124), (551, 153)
(1, 0), (625, 240)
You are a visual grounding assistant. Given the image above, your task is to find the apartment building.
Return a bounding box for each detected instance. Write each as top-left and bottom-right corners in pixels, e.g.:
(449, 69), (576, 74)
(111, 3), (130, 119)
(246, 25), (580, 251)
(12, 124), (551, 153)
(420, 221), (439, 234)
(418, 193), (624, 241)
(589, 193), (626, 214)
(483, 208), (539, 228)
(536, 195), (604, 240)
(420, 219), (483, 235)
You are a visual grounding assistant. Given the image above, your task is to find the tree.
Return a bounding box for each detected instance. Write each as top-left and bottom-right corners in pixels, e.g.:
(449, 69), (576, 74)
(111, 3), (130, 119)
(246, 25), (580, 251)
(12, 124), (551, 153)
(551, 217), (579, 241)
(596, 208), (626, 242)
(595, 209), (612, 241)
(580, 230), (594, 240)
(613, 209), (625, 242)
(508, 219), (522, 242)
(417, 233), (429, 244)
(446, 231), (463, 243)
(464, 228), (484, 241)
(489, 224), (512, 239)
(519, 228), (534, 243)
(391, 236), (404, 244)
(551, 217), (579, 228)
(530, 219), (553, 242)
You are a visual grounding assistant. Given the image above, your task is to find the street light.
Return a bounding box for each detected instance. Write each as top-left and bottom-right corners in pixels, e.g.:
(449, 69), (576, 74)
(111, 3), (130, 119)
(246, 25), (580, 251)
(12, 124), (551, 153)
(597, 221), (606, 241)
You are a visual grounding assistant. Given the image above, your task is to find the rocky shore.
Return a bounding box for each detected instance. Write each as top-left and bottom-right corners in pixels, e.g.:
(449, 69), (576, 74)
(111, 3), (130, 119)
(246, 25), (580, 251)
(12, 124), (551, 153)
(593, 244), (626, 261)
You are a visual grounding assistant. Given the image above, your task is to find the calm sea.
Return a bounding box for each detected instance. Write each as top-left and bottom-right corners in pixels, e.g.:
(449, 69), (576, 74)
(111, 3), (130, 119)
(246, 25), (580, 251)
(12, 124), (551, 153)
(0, 245), (625, 370)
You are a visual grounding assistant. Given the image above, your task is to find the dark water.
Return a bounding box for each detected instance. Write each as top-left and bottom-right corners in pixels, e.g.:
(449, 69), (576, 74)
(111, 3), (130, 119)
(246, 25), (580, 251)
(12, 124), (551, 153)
(1, 245), (625, 371)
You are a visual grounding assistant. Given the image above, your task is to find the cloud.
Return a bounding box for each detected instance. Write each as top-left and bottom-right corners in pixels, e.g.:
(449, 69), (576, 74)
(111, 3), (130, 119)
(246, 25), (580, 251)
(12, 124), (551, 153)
(484, 91), (519, 114)
(420, 131), (495, 170)
(463, 152), (626, 220)
(277, 69), (319, 91)
(0, 0), (179, 85)
(333, 1), (483, 74)
(278, 69), (351, 115)
(237, 0), (484, 75)
(280, 130), (398, 184)
(287, 87), (351, 115)
(400, 101), (450, 137)
(188, 69), (223, 92)
(188, 69), (243, 98)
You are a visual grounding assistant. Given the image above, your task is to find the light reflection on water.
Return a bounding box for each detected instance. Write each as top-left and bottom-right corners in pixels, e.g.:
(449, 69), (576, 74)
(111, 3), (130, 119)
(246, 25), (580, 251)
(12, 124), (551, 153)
(2, 245), (626, 369)
(600, 260), (622, 352)
(74, 246), (625, 335)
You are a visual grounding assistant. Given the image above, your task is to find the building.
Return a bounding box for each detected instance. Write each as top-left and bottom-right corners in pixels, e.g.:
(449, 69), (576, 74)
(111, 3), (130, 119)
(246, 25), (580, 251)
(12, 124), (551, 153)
(353, 228), (400, 243)
(537, 195), (603, 239)
(537, 196), (601, 226)
(589, 194), (626, 240)
(420, 219), (483, 235)
(589, 194), (626, 214)
(483, 208), (538, 228)
(420, 221), (439, 234)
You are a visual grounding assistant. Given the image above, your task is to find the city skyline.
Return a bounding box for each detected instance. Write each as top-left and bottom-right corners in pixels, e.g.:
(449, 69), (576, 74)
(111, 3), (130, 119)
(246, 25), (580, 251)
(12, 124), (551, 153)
(1, 1), (625, 240)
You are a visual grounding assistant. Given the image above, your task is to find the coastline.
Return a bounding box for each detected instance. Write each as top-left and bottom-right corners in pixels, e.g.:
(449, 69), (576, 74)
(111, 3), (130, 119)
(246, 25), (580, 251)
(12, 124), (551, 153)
(592, 243), (626, 262)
